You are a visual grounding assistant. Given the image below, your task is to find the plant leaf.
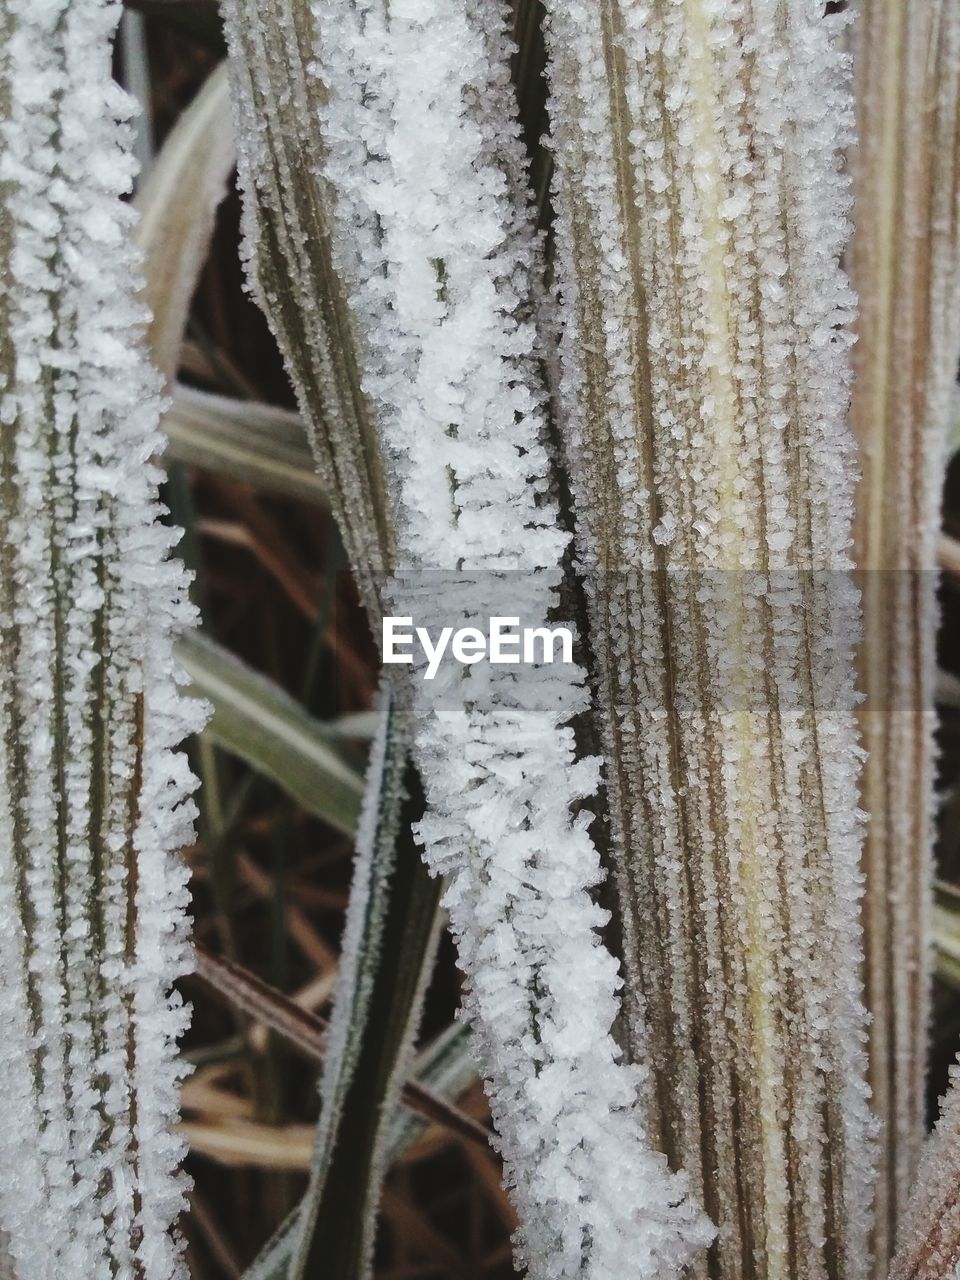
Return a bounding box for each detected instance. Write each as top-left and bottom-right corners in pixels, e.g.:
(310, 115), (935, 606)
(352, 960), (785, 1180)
(220, 0), (396, 622)
(224, 2), (714, 1274)
(232, 686), (447, 1280)
(288, 684), (443, 1280)
(191, 942), (486, 1148)
(162, 383), (324, 506)
(242, 1024), (479, 1280)
(134, 60), (235, 386)
(848, 2), (960, 1259)
(539, 1), (876, 1273)
(177, 631), (363, 835)
(0, 2), (205, 1273)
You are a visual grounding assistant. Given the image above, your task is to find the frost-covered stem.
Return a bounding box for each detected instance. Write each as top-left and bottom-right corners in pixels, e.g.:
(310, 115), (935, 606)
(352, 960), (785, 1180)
(540, 3), (876, 1276)
(847, 4), (960, 1264)
(220, 0), (395, 622)
(225, 0), (714, 1275)
(0, 2), (203, 1276)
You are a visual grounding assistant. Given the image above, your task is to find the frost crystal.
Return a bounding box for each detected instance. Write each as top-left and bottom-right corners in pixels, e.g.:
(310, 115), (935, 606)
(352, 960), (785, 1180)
(541, 1), (877, 1275)
(889, 1057), (960, 1280)
(0, 2), (203, 1275)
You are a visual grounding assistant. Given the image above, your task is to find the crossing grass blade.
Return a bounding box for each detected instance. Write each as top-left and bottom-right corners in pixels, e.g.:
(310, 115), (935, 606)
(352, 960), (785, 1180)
(177, 630), (364, 836)
(162, 385), (324, 506)
(287, 686), (443, 1280)
(230, 687), (453, 1279)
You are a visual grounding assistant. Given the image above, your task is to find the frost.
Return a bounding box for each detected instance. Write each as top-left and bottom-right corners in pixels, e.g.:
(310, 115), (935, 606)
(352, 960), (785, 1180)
(319, 0), (714, 1273)
(540, 1), (876, 1276)
(0, 2), (203, 1276)
(219, 0), (397, 626)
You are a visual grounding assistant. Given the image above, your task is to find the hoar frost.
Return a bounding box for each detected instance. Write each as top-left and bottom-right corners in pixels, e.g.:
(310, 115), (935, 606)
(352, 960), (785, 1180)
(0, 1), (203, 1275)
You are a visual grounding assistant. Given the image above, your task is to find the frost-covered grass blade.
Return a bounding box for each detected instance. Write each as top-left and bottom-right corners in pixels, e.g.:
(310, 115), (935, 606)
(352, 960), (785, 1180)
(0, 1), (205, 1274)
(848, 3), (960, 1262)
(223, 685), (443, 1280)
(241, 1023), (480, 1280)
(223, 0), (714, 1275)
(539, 2), (876, 1275)
(220, 0), (396, 622)
(288, 685), (442, 1280)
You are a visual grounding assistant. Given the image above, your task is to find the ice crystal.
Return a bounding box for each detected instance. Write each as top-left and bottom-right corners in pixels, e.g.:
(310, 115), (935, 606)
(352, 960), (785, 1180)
(0, 1), (203, 1275)
(848, 2), (960, 1262)
(541, 1), (876, 1275)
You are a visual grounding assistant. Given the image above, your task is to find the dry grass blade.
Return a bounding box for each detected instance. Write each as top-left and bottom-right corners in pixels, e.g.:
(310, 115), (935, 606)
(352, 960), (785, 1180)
(182, 1119), (316, 1171)
(848, 3), (960, 1263)
(162, 384), (325, 507)
(541, 3), (874, 1274)
(135, 61), (236, 387)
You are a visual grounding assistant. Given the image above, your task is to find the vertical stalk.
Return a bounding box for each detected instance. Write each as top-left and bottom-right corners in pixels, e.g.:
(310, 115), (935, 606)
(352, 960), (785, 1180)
(848, 4), (960, 1265)
(0, 2), (203, 1275)
(541, 3), (876, 1275)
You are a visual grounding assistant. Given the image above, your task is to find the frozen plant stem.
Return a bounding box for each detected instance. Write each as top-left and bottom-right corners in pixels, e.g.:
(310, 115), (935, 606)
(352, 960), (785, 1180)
(540, 2), (876, 1276)
(221, 0), (396, 625)
(848, 3), (960, 1265)
(0, 2), (204, 1276)
(224, 0), (714, 1275)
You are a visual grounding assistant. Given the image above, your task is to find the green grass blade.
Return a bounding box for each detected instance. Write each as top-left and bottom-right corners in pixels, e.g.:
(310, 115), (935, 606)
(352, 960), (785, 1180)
(178, 630), (363, 835)
(242, 1026), (478, 1280)
(239, 685), (448, 1280)
(289, 686), (442, 1280)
